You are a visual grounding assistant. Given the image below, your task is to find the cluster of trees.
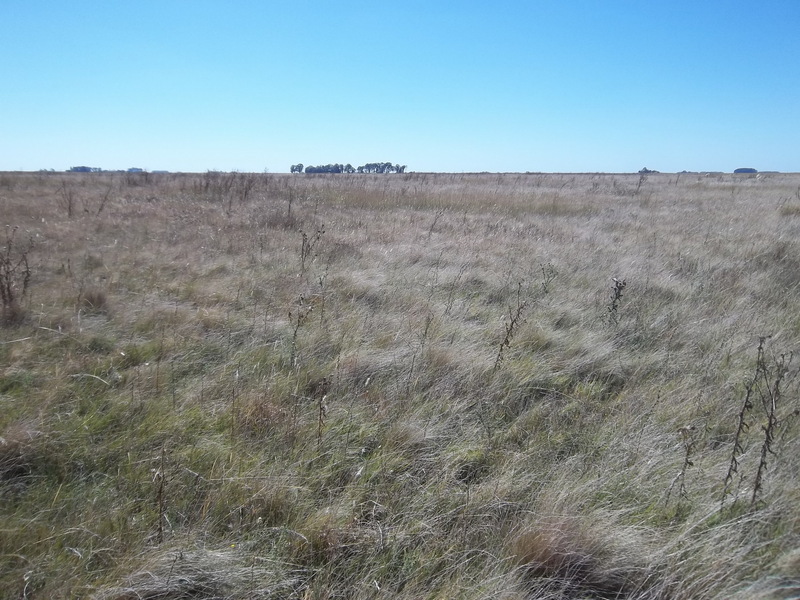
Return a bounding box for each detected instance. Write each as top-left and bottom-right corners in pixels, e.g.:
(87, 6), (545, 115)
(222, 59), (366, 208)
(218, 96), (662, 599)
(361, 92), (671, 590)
(67, 166), (156, 173)
(291, 162), (406, 174)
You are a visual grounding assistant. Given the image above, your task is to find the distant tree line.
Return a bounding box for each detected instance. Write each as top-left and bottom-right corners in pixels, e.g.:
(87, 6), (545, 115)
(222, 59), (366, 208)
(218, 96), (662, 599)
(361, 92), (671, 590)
(291, 162), (406, 174)
(67, 166), (158, 173)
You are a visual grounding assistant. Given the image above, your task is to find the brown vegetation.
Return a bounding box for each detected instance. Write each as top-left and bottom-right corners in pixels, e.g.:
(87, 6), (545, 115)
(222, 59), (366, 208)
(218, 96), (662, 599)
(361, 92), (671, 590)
(1, 170), (799, 599)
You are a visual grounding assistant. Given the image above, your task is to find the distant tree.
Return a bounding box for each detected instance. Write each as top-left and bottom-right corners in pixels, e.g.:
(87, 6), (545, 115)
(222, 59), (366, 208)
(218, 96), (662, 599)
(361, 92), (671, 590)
(298, 161), (407, 174)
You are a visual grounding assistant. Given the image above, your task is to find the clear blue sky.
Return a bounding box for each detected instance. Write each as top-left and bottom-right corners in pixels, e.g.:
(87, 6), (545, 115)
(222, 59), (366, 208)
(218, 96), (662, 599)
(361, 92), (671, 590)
(2, 1), (798, 173)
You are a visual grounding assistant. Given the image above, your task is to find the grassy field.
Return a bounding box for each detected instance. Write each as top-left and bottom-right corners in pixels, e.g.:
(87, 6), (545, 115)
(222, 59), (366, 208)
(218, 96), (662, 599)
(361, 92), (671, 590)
(1, 170), (799, 599)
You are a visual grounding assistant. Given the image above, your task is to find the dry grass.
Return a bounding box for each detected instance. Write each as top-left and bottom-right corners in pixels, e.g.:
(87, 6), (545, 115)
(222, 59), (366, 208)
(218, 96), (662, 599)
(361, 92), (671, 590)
(1, 170), (799, 599)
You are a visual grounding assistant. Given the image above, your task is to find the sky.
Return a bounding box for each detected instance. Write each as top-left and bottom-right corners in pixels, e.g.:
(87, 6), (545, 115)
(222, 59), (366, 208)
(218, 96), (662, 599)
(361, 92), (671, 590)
(2, 1), (798, 173)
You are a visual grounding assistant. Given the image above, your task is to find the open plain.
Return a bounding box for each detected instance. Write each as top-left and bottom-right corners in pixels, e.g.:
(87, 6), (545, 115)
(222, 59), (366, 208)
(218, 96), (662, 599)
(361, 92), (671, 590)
(1, 171), (799, 599)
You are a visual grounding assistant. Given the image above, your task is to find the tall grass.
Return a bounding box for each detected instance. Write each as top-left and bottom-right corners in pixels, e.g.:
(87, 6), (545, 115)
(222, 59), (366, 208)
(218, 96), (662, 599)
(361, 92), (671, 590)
(1, 171), (799, 599)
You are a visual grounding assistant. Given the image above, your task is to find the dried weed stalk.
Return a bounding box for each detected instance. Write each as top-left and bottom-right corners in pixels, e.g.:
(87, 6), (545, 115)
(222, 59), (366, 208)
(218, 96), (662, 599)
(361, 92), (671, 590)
(539, 262), (557, 295)
(154, 445), (168, 544)
(751, 348), (793, 507)
(607, 277), (626, 325)
(721, 337), (765, 509)
(58, 180), (75, 217)
(494, 282), (527, 371)
(666, 425), (695, 505)
(289, 294), (315, 367)
(1, 226), (32, 325)
(721, 337), (797, 510)
(300, 226), (325, 273)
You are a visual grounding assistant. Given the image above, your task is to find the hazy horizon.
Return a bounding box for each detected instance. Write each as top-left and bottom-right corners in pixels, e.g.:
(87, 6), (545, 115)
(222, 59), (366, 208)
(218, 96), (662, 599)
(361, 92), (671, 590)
(15, 168), (789, 175)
